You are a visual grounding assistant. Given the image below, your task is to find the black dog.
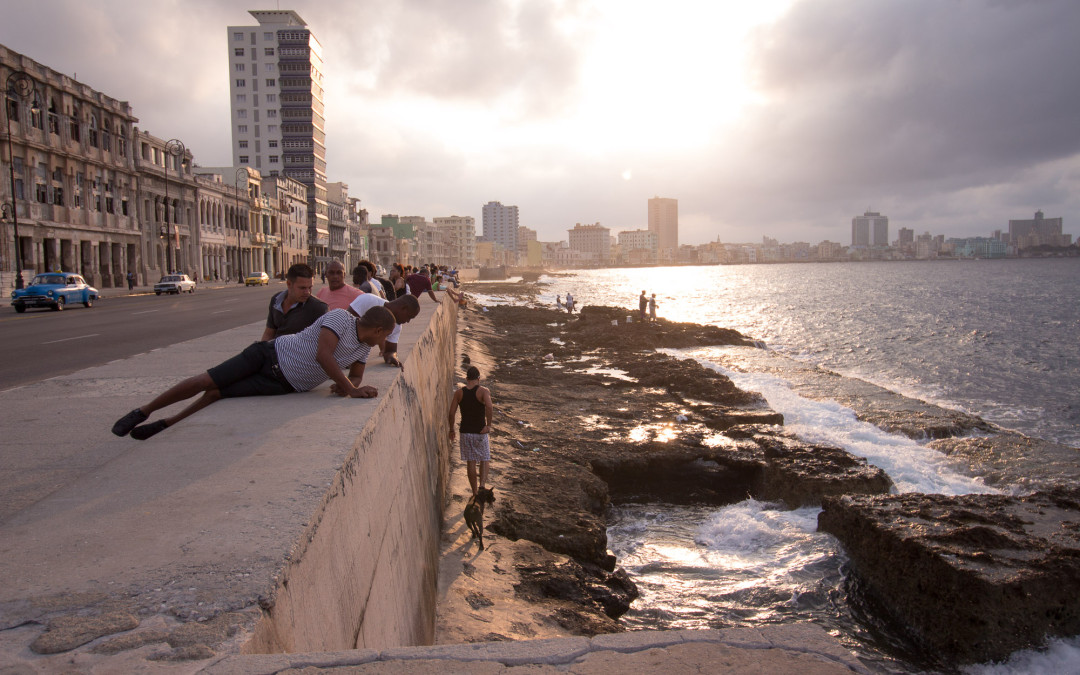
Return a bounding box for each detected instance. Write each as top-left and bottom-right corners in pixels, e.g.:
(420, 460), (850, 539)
(464, 487), (495, 550)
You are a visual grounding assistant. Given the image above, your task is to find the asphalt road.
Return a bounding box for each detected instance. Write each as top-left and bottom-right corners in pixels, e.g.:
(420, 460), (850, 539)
(0, 283), (283, 390)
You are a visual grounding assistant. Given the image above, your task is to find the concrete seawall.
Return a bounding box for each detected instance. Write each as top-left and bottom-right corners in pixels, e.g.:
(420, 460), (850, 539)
(0, 295), (459, 666)
(246, 299), (458, 652)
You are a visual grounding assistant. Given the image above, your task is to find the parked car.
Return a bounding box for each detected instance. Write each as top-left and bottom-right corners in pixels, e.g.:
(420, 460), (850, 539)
(244, 271), (270, 286)
(11, 272), (99, 312)
(154, 274), (196, 295)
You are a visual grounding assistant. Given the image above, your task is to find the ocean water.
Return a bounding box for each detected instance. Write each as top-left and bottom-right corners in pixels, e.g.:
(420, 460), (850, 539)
(472, 259), (1080, 672)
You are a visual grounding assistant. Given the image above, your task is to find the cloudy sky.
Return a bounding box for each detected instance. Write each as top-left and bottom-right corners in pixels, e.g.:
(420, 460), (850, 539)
(3, 0), (1079, 245)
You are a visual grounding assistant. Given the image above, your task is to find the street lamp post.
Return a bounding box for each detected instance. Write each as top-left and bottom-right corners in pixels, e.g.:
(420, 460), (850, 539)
(4, 72), (37, 290)
(234, 167), (246, 283)
(163, 138), (185, 274)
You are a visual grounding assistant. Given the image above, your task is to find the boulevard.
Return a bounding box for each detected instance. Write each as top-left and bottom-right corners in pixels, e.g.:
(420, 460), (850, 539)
(0, 282), (280, 390)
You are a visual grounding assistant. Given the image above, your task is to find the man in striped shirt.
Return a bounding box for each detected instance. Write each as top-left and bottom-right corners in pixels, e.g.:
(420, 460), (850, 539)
(111, 306), (396, 441)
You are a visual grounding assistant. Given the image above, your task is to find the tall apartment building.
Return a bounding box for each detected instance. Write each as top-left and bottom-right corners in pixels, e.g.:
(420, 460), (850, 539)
(647, 197), (678, 262)
(568, 222), (611, 264)
(434, 215), (477, 268)
(852, 211), (888, 248)
(482, 201), (519, 260)
(227, 10), (327, 266)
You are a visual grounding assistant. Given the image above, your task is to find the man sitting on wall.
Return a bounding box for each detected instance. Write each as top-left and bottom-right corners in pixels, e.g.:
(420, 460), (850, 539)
(404, 267), (440, 302)
(316, 259), (362, 311)
(261, 263), (328, 341)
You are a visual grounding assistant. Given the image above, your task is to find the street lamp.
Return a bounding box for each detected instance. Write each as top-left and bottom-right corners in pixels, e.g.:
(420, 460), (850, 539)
(234, 167), (246, 282)
(163, 138), (185, 274)
(4, 71), (38, 290)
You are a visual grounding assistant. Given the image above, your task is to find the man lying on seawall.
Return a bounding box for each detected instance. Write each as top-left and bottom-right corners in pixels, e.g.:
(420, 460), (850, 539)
(111, 306), (397, 441)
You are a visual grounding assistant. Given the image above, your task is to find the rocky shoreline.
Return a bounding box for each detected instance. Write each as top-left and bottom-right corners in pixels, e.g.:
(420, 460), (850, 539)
(435, 282), (1080, 668)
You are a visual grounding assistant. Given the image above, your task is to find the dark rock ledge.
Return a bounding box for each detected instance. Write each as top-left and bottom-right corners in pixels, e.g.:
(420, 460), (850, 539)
(818, 488), (1080, 664)
(465, 302), (894, 636)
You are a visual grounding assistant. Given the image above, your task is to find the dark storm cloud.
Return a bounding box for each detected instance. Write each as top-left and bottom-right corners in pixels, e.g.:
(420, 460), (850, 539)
(687, 0), (1080, 241)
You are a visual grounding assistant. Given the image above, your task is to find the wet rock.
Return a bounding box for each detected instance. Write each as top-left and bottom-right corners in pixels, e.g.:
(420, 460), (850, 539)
(818, 488), (1080, 664)
(929, 431), (1080, 491)
(571, 305), (758, 350)
(488, 459), (611, 567)
(589, 428), (892, 508)
(30, 611), (139, 654)
(754, 431), (895, 507)
(514, 547), (638, 627)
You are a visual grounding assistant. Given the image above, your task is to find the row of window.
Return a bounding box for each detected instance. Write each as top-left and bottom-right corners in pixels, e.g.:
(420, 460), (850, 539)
(233, 31), (276, 42)
(235, 109), (278, 120)
(234, 47), (276, 57)
(235, 124), (280, 135)
(8, 99), (128, 155)
(234, 79), (280, 88)
(238, 155), (281, 164)
(235, 94), (277, 104)
(233, 62), (277, 73)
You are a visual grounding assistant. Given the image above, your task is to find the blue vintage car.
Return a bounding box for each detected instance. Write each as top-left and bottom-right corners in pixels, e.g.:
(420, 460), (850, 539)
(11, 272), (100, 313)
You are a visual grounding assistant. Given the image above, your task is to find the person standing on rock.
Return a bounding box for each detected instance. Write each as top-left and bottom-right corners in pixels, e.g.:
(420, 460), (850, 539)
(565, 291), (575, 314)
(448, 366), (494, 498)
(648, 293), (658, 322)
(639, 290), (648, 321)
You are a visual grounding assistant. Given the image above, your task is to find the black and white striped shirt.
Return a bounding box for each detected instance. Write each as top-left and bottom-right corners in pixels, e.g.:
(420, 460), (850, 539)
(274, 309), (372, 392)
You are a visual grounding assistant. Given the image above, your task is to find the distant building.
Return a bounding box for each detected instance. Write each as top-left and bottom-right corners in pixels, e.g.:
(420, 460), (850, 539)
(852, 210), (887, 248)
(325, 182), (349, 269)
(517, 225), (537, 261)
(1007, 210), (1070, 249)
(434, 215), (477, 268)
(1, 45), (143, 289)
(568, 222), (610, 265)
(648, 197), (678, 261)
(946, 237), (1007, 259)
(617, 229), (658, 263)
(482, 201), (519, 262)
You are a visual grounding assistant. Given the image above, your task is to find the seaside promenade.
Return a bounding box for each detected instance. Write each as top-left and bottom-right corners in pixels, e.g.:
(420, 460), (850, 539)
(0, 289), (865, 673)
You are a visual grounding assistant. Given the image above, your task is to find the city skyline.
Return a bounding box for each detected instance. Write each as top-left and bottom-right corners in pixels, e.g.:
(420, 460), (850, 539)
(2, 1), (1079, 245)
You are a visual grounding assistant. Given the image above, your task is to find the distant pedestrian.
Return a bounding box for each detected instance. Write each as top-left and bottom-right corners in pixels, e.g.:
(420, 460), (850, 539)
(448, 366), (493, 498)
(565, 291), (575, 314)
(316, 259), (362, 311)
(555, 294), (563, 310)
(639, 290), (647, 321)
(648, 294), (657, 322)
(127, 272), (135, 291)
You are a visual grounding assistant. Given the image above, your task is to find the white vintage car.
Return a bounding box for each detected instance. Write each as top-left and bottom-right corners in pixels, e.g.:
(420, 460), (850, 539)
(154, 274), (196, 295)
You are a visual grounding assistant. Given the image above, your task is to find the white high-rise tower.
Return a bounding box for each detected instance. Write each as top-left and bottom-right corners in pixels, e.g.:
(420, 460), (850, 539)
(227, 10), (328, 263)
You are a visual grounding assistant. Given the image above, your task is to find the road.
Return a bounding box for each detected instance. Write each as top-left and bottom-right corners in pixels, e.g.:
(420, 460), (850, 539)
(0, 283), (282, 390)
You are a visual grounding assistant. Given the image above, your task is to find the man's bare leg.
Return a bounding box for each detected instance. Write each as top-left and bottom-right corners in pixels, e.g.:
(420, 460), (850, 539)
(140, 373), (217, 416)
(466, 460), (478, 496)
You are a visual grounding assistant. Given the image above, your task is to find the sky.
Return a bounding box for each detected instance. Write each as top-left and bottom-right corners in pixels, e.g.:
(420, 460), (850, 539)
(2, 0), (1079, 245)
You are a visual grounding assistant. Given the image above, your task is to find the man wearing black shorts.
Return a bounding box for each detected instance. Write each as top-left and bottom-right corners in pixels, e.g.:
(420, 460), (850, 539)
(111, 306), (396, 441)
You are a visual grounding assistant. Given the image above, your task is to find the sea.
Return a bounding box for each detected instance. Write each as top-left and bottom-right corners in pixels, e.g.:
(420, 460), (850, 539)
(471, 258), (1080, 674)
